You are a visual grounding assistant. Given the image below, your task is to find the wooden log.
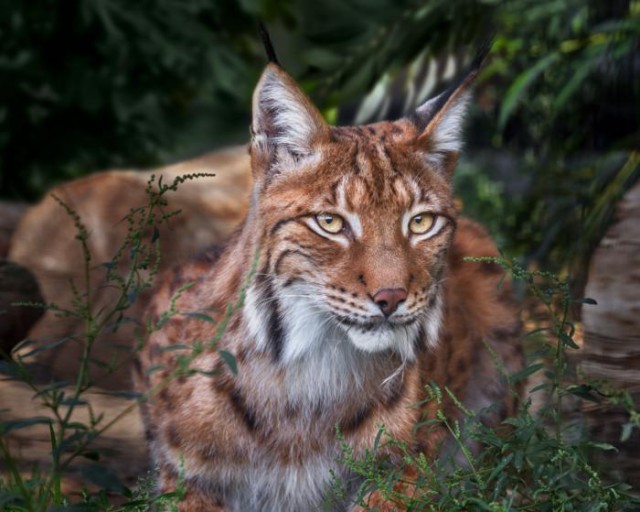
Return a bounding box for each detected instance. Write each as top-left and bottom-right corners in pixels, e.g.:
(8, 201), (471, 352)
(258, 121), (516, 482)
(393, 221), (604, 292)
(0, 378), (148, 495)
(581, 179), (640, 486)
(583, 180), (640, 388)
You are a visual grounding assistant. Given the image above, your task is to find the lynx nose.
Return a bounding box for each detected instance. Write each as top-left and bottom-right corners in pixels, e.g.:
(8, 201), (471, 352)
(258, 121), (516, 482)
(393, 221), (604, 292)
(373, 288), (407, 317)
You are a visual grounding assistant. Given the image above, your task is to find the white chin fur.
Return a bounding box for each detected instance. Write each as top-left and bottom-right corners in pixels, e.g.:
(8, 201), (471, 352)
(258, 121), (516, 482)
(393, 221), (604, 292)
(346, 324), (418, 361)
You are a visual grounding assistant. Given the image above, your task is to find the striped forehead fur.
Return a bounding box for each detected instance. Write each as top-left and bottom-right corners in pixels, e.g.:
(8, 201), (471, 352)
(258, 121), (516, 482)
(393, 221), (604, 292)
(329, 130), (446, 206)
(334, 178), (363, 238)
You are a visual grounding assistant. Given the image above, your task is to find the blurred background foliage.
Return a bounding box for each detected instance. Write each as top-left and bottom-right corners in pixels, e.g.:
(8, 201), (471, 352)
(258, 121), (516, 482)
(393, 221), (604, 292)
(0, 0), (638, 279)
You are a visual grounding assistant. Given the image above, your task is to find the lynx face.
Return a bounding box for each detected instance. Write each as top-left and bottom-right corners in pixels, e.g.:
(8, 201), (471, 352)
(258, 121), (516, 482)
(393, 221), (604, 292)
(245, 64), (472, 364)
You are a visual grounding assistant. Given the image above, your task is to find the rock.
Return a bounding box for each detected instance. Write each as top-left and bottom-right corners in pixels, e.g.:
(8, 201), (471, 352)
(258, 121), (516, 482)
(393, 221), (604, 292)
(0, 201), (29, 258)
(0, 147), (253, 499)
(0, 260), (44, 356)
(8, 146), (252, 389)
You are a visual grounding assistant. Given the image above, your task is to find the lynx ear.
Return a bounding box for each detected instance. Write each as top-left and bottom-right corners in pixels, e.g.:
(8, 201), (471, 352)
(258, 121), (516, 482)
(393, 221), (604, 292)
(410, 54), (484, 176)
(251, 64), (329, 166)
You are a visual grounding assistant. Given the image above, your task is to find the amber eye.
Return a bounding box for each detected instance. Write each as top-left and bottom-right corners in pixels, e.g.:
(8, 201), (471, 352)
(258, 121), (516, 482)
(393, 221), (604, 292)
(316, 213), (344, 234)
(409, 213), (436, 235)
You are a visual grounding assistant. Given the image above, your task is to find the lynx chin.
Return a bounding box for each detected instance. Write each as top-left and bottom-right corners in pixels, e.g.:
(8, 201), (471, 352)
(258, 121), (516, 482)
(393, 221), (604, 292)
(135, 56), (523, 511)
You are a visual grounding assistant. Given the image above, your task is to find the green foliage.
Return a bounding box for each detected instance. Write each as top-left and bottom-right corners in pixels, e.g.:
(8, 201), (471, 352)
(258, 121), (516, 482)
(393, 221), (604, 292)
(1, 0), (494, 200)
(2, 0), (638, 277)
(0, 0), (269, 199)
(292, 0), (493, 106)
(477, 0), (640, 271)
(492, 0), (639, 153)
(331, 258), (640, 511)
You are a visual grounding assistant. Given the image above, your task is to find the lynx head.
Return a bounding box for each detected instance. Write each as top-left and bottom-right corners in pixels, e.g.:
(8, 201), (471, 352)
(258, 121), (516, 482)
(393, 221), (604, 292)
(245, 60), (479, 365)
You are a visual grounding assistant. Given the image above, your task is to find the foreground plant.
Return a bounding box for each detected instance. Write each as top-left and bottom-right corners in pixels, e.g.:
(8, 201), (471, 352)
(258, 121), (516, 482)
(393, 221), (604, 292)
(334, 259), (640, 511)
(0, 174), (214, 511)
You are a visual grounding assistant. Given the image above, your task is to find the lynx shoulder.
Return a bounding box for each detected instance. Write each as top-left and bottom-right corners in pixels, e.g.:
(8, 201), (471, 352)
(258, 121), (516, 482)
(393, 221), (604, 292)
(135, 61), (523, 511)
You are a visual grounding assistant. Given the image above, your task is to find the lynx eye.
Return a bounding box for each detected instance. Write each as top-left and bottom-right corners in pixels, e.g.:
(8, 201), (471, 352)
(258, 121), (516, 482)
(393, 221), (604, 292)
(315, 213), (344, 234)
(409, 213), (436, 235)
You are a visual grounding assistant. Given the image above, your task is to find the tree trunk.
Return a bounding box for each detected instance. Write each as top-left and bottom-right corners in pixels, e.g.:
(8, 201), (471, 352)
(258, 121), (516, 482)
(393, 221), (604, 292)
(582, 179), (640, 485)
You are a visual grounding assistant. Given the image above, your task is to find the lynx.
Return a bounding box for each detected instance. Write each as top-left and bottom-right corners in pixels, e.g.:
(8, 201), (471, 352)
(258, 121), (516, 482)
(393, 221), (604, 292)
(135, 57), (522, 511)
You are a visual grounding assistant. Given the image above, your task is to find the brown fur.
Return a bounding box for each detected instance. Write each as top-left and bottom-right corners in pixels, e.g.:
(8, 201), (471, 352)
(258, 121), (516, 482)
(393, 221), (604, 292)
(135, 64), (523, 510)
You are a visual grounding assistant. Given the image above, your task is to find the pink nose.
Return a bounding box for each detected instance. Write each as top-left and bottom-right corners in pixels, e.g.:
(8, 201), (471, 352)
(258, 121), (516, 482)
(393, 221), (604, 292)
(372, 288), (407, 317)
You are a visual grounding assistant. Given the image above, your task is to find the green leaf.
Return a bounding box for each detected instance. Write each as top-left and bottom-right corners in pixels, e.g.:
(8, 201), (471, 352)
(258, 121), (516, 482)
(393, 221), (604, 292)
(159, 343), (191, 352)
(184, 312), (216, 324)
(566, 384), (602, 403)
(529, 382), (550, 394)
(0, 416), (53, 434)
(620, 422), (634, 443)
(509, 362), (545, 384)
(19, 337), (72, 358)
(373, 426), (385, 451)
(49, 422), (58, 454)
(145, 363), (167, 375)
(589, 442), (618, 452)
(486, 453), (514, 484)
(559, 332), (579, 349)
(552, 56), (595, 111)
(462, 497), (494, 510)
(219, 350), (238, 376)
(498, 51), (560, 129)
(106, 390), (141, 400)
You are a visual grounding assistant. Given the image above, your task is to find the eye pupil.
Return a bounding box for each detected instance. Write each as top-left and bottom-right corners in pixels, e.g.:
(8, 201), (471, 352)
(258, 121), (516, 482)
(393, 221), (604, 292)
(409, 212), (435, 234)
(316, 213), (344, 234)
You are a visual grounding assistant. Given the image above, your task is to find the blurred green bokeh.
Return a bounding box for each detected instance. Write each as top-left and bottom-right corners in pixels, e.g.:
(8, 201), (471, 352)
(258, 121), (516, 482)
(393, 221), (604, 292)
(0, 0), (638, 274)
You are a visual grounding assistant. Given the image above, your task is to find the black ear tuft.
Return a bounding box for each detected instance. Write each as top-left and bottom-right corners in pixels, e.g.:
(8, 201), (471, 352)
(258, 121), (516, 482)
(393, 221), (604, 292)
(403, 38), (494, 178)
(468, 35), (493, 78)
(410, 39), (491, 133)
(258, 22), (280, 66)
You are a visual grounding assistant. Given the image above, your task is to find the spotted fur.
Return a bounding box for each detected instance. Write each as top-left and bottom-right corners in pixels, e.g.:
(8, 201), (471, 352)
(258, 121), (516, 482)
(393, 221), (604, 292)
(135, 62), (523, 511)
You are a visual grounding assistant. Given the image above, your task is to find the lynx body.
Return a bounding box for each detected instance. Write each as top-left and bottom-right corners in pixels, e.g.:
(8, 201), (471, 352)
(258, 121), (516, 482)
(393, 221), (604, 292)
(135, 62), (522, 511)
